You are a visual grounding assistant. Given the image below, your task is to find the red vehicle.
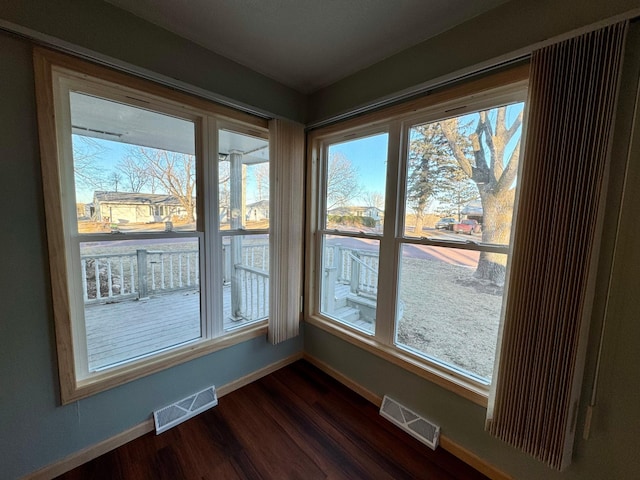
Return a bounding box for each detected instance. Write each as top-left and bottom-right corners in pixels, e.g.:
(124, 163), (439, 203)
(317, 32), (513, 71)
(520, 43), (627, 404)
(453, 219), (481, 234)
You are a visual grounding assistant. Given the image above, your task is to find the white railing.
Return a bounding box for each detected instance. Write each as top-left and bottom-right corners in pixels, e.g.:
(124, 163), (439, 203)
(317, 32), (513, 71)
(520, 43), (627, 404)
(82, 244), (269, 322)
(81, 249), (199, 304)
(235, 265), (269, 321)
(222, 243), (269, 284)
(325, 244), (379, 296)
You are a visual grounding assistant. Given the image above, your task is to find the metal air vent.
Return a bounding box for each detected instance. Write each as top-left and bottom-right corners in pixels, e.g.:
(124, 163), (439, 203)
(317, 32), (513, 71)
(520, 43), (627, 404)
(153, 385), (217, 434)
(380, 395), (440, 450)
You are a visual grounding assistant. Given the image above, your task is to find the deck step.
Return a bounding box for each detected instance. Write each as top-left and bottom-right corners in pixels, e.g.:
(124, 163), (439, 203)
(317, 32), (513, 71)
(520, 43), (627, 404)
(332, 306), (360, 322)
(347, 293), (376, 309)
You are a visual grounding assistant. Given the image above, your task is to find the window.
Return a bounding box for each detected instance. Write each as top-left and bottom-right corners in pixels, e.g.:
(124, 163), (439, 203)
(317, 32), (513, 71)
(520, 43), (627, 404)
(396, 104), (523, 383)
(320, 132), (389, 334)
(35, 50), (273, 402)
(218, 128), (270, 324)
(307, 69), (528, 402)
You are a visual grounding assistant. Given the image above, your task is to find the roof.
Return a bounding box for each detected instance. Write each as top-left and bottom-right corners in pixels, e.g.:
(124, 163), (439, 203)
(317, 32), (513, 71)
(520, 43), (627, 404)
(93, 191), (183, 205)
(246, 200), (270, 209)
(461, 200), (483, 216)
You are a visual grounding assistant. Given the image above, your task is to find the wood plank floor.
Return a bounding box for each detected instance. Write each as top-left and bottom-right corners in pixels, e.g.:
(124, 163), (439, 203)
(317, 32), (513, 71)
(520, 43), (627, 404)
(85, 287), (260, 370)
(56, 361), (488, 480)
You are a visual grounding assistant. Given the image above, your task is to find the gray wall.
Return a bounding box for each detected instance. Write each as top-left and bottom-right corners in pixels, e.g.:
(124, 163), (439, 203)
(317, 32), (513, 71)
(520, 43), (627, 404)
(0, 32), (302, 479)
(307, 0), (640, 124)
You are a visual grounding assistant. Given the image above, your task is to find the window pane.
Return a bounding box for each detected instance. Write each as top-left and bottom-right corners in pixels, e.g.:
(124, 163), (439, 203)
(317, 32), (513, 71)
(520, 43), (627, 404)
(222, 234), (269, 329)
(325, 133), (388, 233)
(219, 130), (269, 231)
(404, 103), (524, 247)
(70, 92), (196, 234)
(80, 237), (201, 371)
(320, 234), (379, 334)
(396, 244), (507, 382)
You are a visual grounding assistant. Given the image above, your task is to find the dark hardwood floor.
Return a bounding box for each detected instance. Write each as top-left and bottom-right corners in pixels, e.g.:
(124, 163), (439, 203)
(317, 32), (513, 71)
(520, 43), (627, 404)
(57, 360), (489, 480)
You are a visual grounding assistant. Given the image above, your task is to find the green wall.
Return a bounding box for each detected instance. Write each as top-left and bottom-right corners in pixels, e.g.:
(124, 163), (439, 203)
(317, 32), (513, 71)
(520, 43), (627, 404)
(0, 32), (302, 479)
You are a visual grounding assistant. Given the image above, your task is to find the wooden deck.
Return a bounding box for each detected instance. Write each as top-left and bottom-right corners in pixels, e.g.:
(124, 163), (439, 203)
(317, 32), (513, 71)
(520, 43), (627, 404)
(85, 282), (366, 371)
(84, 286), (260, 371)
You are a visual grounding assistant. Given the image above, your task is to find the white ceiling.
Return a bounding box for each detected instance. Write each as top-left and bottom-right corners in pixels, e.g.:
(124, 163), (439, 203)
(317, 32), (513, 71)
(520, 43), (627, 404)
(105, 0), (509, 94)
(71, 92), (269, 162)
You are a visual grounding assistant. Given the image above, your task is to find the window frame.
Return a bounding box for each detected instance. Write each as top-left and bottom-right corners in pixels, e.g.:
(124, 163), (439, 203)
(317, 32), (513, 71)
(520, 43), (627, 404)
(305, 65), (529, 406)
(34, 47), (271, 404)
(316, 126), (390, 334)
(216, 120), (271, 331)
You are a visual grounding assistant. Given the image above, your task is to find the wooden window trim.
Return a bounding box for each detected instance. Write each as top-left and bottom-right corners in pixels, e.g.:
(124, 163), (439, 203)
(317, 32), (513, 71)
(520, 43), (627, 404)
(304, 64), (530, 407)
(34, 47), (270, 404)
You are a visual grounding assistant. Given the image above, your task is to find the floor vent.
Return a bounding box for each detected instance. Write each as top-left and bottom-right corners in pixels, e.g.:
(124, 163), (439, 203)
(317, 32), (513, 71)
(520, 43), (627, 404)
(379, 395), (440, 450)
(153, 385), (217, 434)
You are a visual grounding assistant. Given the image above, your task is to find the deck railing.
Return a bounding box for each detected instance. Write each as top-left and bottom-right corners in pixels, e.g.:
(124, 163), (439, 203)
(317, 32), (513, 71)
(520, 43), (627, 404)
(235, 265), (269, 320)
(82, 244), (269, 322)
(324, 244), (379, 296)
(81, 249), (200, 303)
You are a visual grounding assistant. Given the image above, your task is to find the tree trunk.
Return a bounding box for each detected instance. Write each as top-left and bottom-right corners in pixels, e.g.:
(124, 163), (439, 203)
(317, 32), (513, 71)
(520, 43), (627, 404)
(476, 188), (515, 286)
(414, 213), (424, 234)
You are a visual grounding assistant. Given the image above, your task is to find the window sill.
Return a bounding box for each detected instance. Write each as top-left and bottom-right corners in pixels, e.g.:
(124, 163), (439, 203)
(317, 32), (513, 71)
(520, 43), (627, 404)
(305, 314), (489, 407)
(64, 321), (268, 404)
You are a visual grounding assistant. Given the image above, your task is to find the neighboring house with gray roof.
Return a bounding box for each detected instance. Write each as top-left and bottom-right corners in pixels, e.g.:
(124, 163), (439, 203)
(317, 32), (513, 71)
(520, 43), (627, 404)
(92, 191), (190, 224)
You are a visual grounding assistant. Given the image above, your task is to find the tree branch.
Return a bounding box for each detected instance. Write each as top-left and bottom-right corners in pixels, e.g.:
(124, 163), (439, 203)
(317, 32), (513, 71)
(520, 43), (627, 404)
(496, 138), (520, 192)
(440, 118), (473, 177)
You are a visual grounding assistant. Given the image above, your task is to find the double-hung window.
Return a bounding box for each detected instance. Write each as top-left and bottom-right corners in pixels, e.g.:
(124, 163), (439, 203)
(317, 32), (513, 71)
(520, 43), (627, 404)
(35, 49), (273, 402)
(307, 68), (528, 402)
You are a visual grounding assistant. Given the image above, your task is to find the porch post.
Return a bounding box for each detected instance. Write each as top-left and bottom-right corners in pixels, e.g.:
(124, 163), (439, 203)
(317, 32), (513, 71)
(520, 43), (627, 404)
(229, 150), (245, 319)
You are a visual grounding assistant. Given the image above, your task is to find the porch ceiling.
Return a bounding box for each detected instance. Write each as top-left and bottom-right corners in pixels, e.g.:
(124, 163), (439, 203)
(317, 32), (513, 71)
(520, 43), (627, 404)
(70, 91), (268, 163)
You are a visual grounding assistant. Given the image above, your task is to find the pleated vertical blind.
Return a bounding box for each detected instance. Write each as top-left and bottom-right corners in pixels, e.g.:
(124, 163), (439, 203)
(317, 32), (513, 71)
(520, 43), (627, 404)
(268, 119), (305, 344)
(486, 21), (628, 470)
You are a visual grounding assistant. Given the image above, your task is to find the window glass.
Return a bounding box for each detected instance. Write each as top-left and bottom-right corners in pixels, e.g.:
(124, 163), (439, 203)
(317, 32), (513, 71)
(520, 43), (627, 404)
(70, 92), (196, 234)
(218, 129), (269, 231)
(396, 102), (524, 383)
(404, 104), (524, 246)
(218, 128), (270, 331)
(221, 234), (269, 329)
(81, 237), (201, 371)
(320, 234), (379, 334)
(396, 245), (506, 381)
(325, 133), (388, 233)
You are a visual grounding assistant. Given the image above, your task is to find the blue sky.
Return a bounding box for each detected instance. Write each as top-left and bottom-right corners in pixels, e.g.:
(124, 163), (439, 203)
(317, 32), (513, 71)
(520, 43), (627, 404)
(328, 132), (389, 199)
(74, 102), (523, 207)
(325, 102), (524, 210)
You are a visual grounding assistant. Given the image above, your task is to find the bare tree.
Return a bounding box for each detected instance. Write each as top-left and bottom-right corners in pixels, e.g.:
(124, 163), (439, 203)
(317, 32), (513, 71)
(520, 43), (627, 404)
(109, 171), (122, 192)
(440, 106), (523, 285)
(129, 147), (197, 222)
(72, 136), (107, 191)
(361, 190), (384, 210)
(326, 153), (361, 210)
(218, 159), (231, 222)
(117, 156), (149, 192)
(253, 163), (269, 201)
